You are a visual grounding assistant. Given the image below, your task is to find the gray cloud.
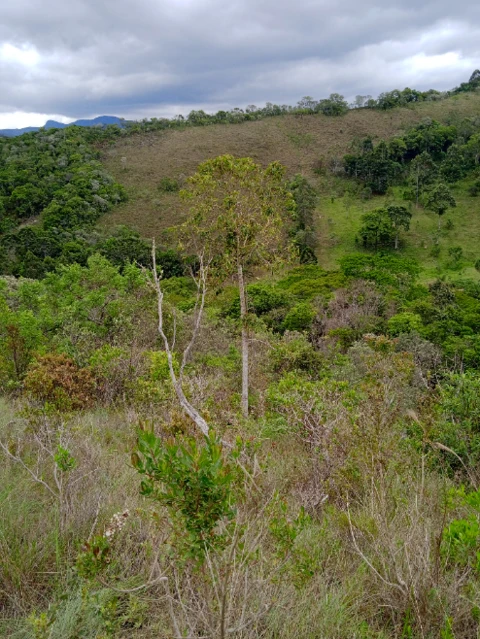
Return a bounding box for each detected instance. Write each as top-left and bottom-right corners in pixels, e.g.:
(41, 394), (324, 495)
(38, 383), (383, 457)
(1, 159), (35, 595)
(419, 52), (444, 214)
(1, 0), (480, 125)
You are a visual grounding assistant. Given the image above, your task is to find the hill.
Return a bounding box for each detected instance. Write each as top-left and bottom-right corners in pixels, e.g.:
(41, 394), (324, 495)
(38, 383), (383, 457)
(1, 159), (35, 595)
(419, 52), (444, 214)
(100, 91), (480, 280)
(3, 81), (480, 639)
(0, 115), (125, 137)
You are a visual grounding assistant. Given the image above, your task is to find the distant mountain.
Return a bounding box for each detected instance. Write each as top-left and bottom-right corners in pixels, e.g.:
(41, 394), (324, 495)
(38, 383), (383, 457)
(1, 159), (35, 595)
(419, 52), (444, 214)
(0, 115), (125, 138)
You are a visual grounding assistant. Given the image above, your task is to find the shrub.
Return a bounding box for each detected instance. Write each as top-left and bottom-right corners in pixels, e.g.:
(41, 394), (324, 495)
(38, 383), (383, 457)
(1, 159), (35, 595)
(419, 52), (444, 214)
(282, 302), (315, 332)
(228, 283), (290, 319)
(268, 333), (324, 377)
(132, 430), (237, 561)
(158, 176), (180, 192)
(468, 180), (480, 196)
(387, 312), (423, 336)
(431, 372), (480, 479)
(448, 246), (463, 267)
(23, 354), (96, 410)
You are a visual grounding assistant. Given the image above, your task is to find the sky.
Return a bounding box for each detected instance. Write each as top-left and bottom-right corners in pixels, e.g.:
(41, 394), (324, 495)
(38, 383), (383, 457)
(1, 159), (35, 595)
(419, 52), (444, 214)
(1, 0), (480, 129)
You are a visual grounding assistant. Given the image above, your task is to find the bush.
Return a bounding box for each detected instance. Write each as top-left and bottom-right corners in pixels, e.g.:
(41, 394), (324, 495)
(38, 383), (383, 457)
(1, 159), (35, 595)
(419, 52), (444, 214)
(387, 312), (423, 336)
(132, 430), (236, 561)
(24, 354), (96, 410)
(468, 180), (480, 196)
(268, 333), (324, 377)
(158, 177), (180, 192)
(282, 302), (316, 332)
(431, 372), (480, 479)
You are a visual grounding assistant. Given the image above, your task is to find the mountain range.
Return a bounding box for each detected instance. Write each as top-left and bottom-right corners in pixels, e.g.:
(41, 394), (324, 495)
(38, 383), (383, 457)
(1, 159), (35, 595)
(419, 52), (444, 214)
(0, 115), (125, 137)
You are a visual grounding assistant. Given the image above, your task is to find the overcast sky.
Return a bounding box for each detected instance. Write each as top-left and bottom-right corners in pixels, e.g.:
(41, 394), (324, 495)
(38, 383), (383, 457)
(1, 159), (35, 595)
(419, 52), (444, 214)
(1, 0), (480, 128)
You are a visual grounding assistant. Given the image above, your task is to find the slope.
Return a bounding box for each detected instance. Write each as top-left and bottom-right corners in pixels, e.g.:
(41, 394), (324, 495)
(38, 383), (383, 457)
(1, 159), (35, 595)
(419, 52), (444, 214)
(99, 92), (480, 278)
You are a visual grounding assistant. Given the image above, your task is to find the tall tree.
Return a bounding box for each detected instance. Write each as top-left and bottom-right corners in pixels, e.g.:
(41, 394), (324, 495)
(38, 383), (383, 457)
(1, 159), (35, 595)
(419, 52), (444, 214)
(358, 209), (395, 250)
(181, 155), (294, 418)
(386, 204), (412, 249)
(425, 183), (456, 230)
(409, 151), (437, 207)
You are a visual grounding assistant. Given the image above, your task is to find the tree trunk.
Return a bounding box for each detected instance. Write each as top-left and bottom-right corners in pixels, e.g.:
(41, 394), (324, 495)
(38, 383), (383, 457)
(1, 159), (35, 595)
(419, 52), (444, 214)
(394, 233), (399, 250)
(175, 382), (210, 436)
(237, 262), (249, 418)
(438, 214), (441, 231)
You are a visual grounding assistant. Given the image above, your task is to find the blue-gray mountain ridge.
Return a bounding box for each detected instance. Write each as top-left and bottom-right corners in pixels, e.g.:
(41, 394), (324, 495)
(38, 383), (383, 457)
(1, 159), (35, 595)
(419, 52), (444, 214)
(0, 115), (124, 137)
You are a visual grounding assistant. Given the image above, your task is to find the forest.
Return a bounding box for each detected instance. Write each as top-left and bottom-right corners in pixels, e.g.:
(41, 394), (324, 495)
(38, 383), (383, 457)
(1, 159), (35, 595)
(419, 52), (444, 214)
(1, 71), (480, 639)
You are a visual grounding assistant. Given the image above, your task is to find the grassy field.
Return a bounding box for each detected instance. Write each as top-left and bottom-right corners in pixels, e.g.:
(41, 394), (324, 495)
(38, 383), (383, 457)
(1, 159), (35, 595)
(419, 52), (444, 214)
(314, 178), (480, 282)
(99, 92), (480, 278)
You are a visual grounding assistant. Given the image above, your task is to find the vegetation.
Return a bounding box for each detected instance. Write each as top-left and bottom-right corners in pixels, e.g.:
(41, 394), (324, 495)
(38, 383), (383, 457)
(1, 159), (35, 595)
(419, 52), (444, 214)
(2, 72), (480, 638)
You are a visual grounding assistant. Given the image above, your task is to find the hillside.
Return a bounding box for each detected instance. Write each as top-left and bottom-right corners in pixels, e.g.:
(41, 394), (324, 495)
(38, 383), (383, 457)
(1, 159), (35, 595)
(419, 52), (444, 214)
(3, 83), (480, 639)
(100, 92), (480, 279)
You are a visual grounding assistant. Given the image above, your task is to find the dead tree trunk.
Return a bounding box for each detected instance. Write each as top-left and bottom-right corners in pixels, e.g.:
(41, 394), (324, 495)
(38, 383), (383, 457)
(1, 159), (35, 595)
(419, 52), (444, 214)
(237, 262), (249, 419)
(152, 243), (210, 436)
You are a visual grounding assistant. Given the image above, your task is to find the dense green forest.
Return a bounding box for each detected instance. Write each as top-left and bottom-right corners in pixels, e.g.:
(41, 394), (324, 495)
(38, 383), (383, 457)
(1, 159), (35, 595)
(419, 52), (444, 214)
(1, 72), (480, 639)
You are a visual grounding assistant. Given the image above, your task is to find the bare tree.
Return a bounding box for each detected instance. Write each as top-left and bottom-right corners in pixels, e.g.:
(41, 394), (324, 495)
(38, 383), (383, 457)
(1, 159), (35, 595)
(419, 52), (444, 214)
(151, 242), (210, 435)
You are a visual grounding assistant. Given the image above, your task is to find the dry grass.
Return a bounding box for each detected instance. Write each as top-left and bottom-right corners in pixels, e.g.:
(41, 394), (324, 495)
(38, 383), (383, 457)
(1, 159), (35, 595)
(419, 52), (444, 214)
(99, 93), (480, 240)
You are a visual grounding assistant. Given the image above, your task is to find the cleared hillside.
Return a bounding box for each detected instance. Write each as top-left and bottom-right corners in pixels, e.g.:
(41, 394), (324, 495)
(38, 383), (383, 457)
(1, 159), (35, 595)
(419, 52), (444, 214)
(99, 92), (480, 279)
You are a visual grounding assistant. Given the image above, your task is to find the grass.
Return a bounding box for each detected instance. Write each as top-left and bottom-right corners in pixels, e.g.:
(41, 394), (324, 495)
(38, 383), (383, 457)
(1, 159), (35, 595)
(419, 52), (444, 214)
(313, 179), (480, 283)
(98, 92), (480, 279)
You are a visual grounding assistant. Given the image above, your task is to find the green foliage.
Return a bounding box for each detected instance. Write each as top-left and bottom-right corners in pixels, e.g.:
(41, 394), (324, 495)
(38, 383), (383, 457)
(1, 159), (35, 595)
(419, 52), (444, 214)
(387, 312), (423, 336)
(158, 176), (180, 192)
(76, 535), (112, 579)
(132, 429), (236, 560)
(316, 93), (349, 116)
(432, 372), (480, 474)
(0, 127), (127, 277)
(181, 154), (294, 275)
(340, 254), (420, 288)
(268, 333), (324, 377)
(424, 182), (456, 227)
(282, 302), (316, 332)
(344, 140), (402, 194)
(277, 265), (347, 299)
(269, 501), (314, 587)
(448, 246), (463, 268)
(442, 516), (480, 571)
(225, 282), (291, 322)
(442, 487), (480, 572)
(288, 174), (318, 263)
(468, 179), (480, 196)
(358, 208), (395, 249)
(54, 445), (77, 472)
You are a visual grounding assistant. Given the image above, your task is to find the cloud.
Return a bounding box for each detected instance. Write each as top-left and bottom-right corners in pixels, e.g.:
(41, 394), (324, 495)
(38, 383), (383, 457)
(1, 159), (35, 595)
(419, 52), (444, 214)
(0, 0), (479, 127)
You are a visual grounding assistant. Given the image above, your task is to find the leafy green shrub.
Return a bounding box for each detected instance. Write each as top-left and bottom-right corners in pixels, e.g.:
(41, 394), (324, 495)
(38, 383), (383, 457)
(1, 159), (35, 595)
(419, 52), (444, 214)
(442, 516), (480, 572)
(161, 276), (197, 311)
(132, 430), (236, 561)
(387, 312), (423, 336)
(442, 487), (480, 572)
(282, 302), (315, 332)
(431, 372), (480, 476)
(339, 254), (420, 288)
(158, 176), (180, 192)
(225, 282), (290, 319)
(268, 333), (324, 377)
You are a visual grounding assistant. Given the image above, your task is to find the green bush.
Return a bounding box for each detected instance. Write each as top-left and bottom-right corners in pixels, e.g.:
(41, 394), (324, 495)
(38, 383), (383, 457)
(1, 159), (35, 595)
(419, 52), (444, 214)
(158, 176), (180, 192)
(132, 430), (237, 561)
(282, 302), (316, 332)
(387, 312), (423, 336)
